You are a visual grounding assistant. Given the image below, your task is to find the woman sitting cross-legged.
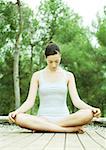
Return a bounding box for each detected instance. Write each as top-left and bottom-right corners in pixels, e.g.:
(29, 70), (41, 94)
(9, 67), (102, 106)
(9, 43), (101, 133)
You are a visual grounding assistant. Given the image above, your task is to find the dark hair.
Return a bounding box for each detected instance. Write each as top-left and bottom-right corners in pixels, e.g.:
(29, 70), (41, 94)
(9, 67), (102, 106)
(45, 43), (60, 58)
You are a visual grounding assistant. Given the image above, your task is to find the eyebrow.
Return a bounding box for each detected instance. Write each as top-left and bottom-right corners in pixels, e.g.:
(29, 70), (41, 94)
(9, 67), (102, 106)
(48, 60), (59, 62)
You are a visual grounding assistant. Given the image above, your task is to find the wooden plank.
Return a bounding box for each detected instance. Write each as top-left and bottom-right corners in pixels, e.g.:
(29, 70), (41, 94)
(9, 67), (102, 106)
(0, 124), (28, 133)
(96, 130), (106, 139)
(0, 125), (106, 150)
(78, 131), (105, 150)
(0, 116), (8, 120)
(92, 117), (106, 123)
(86, 130), (106, 149)
(0, 133), (30, 149)
(0, 134), (9, 142)
(0, 133), (42, 150)
(0, 116), (9, 122)
(65, 133), (84, 150)
(4, 134), (42, 150)
(12, 133), (43, 148)
(24, 133), (55, 150)
(0, 134), (23, 144)
(87, 126), (106, 139)
(44, 133), (65, 150)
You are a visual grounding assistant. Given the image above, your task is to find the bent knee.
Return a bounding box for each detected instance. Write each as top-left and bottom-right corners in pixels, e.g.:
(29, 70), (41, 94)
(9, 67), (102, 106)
(85, 109), (93, 118)
(80, 109), (93, 123)
(15, 113), (25, 125)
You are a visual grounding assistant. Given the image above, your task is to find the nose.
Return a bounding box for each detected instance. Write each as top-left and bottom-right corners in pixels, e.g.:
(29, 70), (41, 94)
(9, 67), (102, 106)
(52, 62), (57, 68)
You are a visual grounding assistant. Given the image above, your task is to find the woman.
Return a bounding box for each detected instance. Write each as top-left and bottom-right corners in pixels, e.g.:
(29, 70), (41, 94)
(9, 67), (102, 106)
(9, 43), (101, 133)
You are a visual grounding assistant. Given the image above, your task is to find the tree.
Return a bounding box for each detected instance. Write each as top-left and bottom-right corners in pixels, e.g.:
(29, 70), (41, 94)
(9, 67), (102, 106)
(0, 51), (14, 115)
(93, 9), (106, 116)
(13, 0), (23, 109)
(0, 0), (105, 116)
(0, 0), (38, 114)
(34, 0), (72, 69)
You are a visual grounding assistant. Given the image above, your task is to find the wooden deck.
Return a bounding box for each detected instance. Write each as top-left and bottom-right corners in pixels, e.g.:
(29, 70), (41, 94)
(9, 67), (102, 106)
(0, 124), (106, 150)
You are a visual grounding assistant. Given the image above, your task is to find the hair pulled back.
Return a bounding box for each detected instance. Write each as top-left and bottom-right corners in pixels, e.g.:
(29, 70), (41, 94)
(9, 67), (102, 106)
(45, 42), (60, 58)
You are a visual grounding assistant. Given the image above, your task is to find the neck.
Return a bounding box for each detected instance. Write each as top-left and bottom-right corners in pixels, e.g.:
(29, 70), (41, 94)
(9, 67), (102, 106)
(46, 66), (61, 73)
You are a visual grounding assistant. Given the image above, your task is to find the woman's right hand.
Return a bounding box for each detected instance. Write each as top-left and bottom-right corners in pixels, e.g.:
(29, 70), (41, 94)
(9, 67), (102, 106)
(8, 111), (18, 123)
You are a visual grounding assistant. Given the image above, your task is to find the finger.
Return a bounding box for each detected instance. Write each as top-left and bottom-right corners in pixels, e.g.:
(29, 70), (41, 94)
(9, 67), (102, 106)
(9, 114), (15, 123)
(92, 109), (100, 114)
(11, 113), (16, 118)
(9, 115), (15, 123)
(96, 110), (101, 115)
(92, 109), (97, 113)
(94, 112), (101, 118)
(8, 117), (15, 123)
(8, 117), (14, 123)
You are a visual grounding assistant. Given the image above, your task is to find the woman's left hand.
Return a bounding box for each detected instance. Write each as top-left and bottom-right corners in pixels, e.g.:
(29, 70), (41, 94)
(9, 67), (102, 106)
(92, 107), (101, 118)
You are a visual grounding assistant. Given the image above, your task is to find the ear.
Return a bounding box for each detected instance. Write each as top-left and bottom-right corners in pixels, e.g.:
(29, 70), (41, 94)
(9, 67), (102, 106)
(59, 54), (62, 63)
(59, 53), (61, 59)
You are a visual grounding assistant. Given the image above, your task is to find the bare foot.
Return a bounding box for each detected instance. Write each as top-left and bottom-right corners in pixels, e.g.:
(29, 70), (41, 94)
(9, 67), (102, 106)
(64, 126), (85, 133)
(77, 126), (85, 134)
(32, 130), (37, 133)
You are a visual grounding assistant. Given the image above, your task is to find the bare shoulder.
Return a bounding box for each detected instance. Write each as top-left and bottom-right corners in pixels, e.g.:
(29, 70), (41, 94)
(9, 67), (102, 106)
(32, 69), (44, 80)
(64, 70), (74, 80)
(31, 70), (41, 83)
(32, 71), (40, 78)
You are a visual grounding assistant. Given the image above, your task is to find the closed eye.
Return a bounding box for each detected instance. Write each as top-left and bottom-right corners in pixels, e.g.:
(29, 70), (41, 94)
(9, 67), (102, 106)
(49, 61), (53, 63)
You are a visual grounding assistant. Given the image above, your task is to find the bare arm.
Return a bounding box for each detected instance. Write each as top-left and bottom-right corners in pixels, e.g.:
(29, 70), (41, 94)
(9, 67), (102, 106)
(67, 72), (101, 117)
(68, 72), (93, 109)
(8, 71), (39, 123)
(15, 72), (39, 113)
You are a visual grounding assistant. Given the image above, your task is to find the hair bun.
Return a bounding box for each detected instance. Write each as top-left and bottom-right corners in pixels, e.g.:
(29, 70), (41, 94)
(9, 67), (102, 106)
(45, 42), (60, 58)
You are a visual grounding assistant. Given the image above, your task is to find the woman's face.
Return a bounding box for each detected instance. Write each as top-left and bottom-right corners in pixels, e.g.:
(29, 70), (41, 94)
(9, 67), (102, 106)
(46, 53), (61, 71)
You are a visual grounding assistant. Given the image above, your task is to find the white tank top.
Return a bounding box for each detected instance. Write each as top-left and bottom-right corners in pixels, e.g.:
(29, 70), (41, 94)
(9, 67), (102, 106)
(37, 69), (70, 117)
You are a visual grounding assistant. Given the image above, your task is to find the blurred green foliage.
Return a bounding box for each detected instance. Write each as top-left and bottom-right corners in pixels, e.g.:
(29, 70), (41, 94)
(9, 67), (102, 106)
(0, 0), (106, 116)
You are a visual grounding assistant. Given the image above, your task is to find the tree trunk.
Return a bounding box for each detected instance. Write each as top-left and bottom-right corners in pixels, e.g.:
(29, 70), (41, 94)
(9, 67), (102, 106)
(13, 0), (22, 109)
(30, 44), (34, 75)
(30, 44), (35, 114)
